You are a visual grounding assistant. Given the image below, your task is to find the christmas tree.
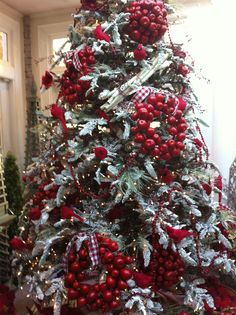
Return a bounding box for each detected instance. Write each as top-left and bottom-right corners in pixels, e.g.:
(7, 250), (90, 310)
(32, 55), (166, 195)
(4, 152), (24, 239)
(11, 1), (236, 314)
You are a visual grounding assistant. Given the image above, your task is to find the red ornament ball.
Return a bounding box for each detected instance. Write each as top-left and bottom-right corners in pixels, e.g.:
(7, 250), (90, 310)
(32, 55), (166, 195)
(77, 296), (87, 307)
(125, 0), (168, 45)
(94, 146), (108, 160)
(178, 97), (187, 111)
(64, 273), (76, 285)
(120, 268), (133, 280)
(67, 288), (79, 300)
(70, 261), (81, 273)
(108, 241), (119, 252)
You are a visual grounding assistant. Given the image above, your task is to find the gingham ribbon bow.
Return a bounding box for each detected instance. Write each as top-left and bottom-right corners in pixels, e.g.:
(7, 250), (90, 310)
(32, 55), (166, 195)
(131, 86), (155, 104)
(65, 48), (82, 71)
(64, 233), (99, 271)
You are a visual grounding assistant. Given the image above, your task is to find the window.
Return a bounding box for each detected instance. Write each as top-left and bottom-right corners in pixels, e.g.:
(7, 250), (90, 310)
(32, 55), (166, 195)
(52, 37), (71, 68)
(0, 32), (8, 62)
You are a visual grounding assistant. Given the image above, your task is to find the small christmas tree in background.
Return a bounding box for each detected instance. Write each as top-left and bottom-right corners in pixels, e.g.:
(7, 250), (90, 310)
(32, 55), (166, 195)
(4, 152), (24, 239)
(10, 1), (236, 314)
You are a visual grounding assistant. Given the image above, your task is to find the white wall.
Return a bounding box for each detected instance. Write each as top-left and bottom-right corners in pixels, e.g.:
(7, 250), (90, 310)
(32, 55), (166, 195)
(171, 0), (236, 181)
(210, 0), (236, 181)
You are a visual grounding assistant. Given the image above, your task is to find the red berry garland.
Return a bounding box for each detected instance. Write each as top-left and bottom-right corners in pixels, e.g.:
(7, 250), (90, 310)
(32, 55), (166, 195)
(59, 46), (96, 105)
(131, 93), (187, 161)
(124, 0), (168, 45)
(64, 235), (133, 312)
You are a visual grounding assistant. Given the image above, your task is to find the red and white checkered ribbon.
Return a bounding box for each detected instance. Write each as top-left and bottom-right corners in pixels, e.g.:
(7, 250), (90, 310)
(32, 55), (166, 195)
(65, 48), (82, 71)
(64, 233), (99, 271)
(131, 86), (155, 104)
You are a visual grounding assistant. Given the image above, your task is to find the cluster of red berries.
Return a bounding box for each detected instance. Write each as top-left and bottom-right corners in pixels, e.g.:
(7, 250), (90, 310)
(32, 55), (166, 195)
(131, 93), (187, 161)
(65, 234), (133, 312)
(144, 242), (185, 290)
(28, 181), (58, 221)
(59, 46), (96, 105)
(124, 0), (168, 45)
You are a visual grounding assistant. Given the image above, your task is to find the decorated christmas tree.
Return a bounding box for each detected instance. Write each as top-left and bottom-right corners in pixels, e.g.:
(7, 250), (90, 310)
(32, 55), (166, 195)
(11, 1), (236, 314)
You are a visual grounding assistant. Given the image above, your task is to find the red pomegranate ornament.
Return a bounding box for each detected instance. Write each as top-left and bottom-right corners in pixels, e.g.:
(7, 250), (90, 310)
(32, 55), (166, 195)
(131, 92), (188, 162)
(124, 0), (168, 45)
(64, 234), (133, 312)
